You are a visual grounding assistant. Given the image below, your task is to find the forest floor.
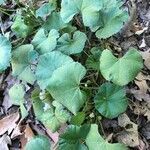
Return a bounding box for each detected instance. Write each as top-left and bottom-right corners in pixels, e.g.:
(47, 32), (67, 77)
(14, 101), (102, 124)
(0, 0), (150, 149)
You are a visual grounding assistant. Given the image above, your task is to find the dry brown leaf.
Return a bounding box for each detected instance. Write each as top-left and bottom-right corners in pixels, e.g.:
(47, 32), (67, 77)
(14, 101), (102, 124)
(137, 139), (147, 150)
(141, 102), (150, 121)
(131, 80), (150, 102)
(139, 39), (146, 48)
(130, 101), (150, 121)
(132, 22), (143, 34)
(0, 112), (20, 135)
(2, 93), (12, 111)
(136, 73), (150, 80)
(135, 26), (148, 35)
(0, 134), (11, 150)
(141, 122), (150, 140)
(117, 114), (139, 147)
(20, 124), (34, 150)
(131, 73), (150, 102)
(11, 121), (23, 139)
(140, 49), (150, 70)
(24, 124), (34, 141)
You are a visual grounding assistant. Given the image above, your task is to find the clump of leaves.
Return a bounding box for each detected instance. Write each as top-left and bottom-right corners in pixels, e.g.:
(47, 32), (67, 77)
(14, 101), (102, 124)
(59, 124), (128, 150)
(60, 0), (128, 38)
(1, 0), (144, 149)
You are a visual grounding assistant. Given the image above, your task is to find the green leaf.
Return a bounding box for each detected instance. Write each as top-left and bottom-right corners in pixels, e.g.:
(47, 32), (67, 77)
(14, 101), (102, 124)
(86, 47), (101, 70)
(36, 2), (56, 19)
(94, 82), (128, 119)
(60, 0), (83, 23)
(70, 112), (85, 126)
(20, 102), (28, 119)
(36, 51), (73, 89)
(43, 12), (68, 31)
(80, 0), (103, 31)
(86, 124), (128, 150)
(0, 0), (5, 5)
(9, 83), (25, 105)
(59, 124), (127, 150)
(41, 101), (71, 132)
(11, 44), (38, 84)
(61, 25), (77, 34)
(31, 89), (70, 132)
(59, 125), (90, 150)
(42, 108), (60, 132)
(31, 89), (45, 120)
(11, 14), (32, 38)
(60, 0), (102, 30)
(100, 48), (143, 86)
(57, 31), (87, 55)
(86, 124), (105, 148)
(0, 34), (11, 72)
(25, 135), (51, 150)
(47, 62), (87, 114)
(9, 83), (28, 119)
(32, 28), (59, 54)
(60, 0), (128, 38)
(95, 0), (128, 38)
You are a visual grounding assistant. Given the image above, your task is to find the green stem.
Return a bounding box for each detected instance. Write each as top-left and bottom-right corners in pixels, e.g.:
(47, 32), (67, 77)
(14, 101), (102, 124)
(80, 85), (99, 90)
(98, 119), (107, 138)
(0, 7), (16, 11)
(0, 8), (11, 16)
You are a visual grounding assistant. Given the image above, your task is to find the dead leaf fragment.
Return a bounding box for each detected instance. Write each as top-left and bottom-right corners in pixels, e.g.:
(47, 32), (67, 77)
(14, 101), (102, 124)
(20, 124), (34, 150)
(141, 122), (150, 140)
(132, 80), (150, 102)
(0, 112), (20, 135)
(11, 121), (23, 139)
(140, 49), (150, 70)
(0, 134), (11, 150)
(117, 114), (139, 147)
(24, 124), (34, 141)
(130, 73), (150, 102)
(141, 102), (150, 121)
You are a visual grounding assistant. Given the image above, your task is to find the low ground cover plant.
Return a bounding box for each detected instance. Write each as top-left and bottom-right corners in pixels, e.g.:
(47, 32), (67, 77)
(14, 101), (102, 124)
(0, 0), (144, 149)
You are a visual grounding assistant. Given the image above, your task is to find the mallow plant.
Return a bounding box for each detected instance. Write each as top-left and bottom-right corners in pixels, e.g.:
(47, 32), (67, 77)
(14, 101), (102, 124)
(0, 0), (143, 149)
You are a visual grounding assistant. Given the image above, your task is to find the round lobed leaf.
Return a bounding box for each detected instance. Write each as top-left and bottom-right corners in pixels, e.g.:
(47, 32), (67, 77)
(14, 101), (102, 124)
(36, 2), (56, 19)
(100, 48), (143, 86)
(36, 51), (73, 89)
(25, 135), (51, 150)
(86, 124), (128, 150)
(32, 28), (59, 54)
(60, 0), (82, 23)
(9, 83), (25, 105)
(95, 0), (129, 39)
(11, 14), (32, 38)
(47, 62), (87, 114)
(43, 12), (68, 31)
(57, 31), (87, 55)
(59, 125), (90, 150)
(94, 82), (128, 119)
(11, 44), (38, 84)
